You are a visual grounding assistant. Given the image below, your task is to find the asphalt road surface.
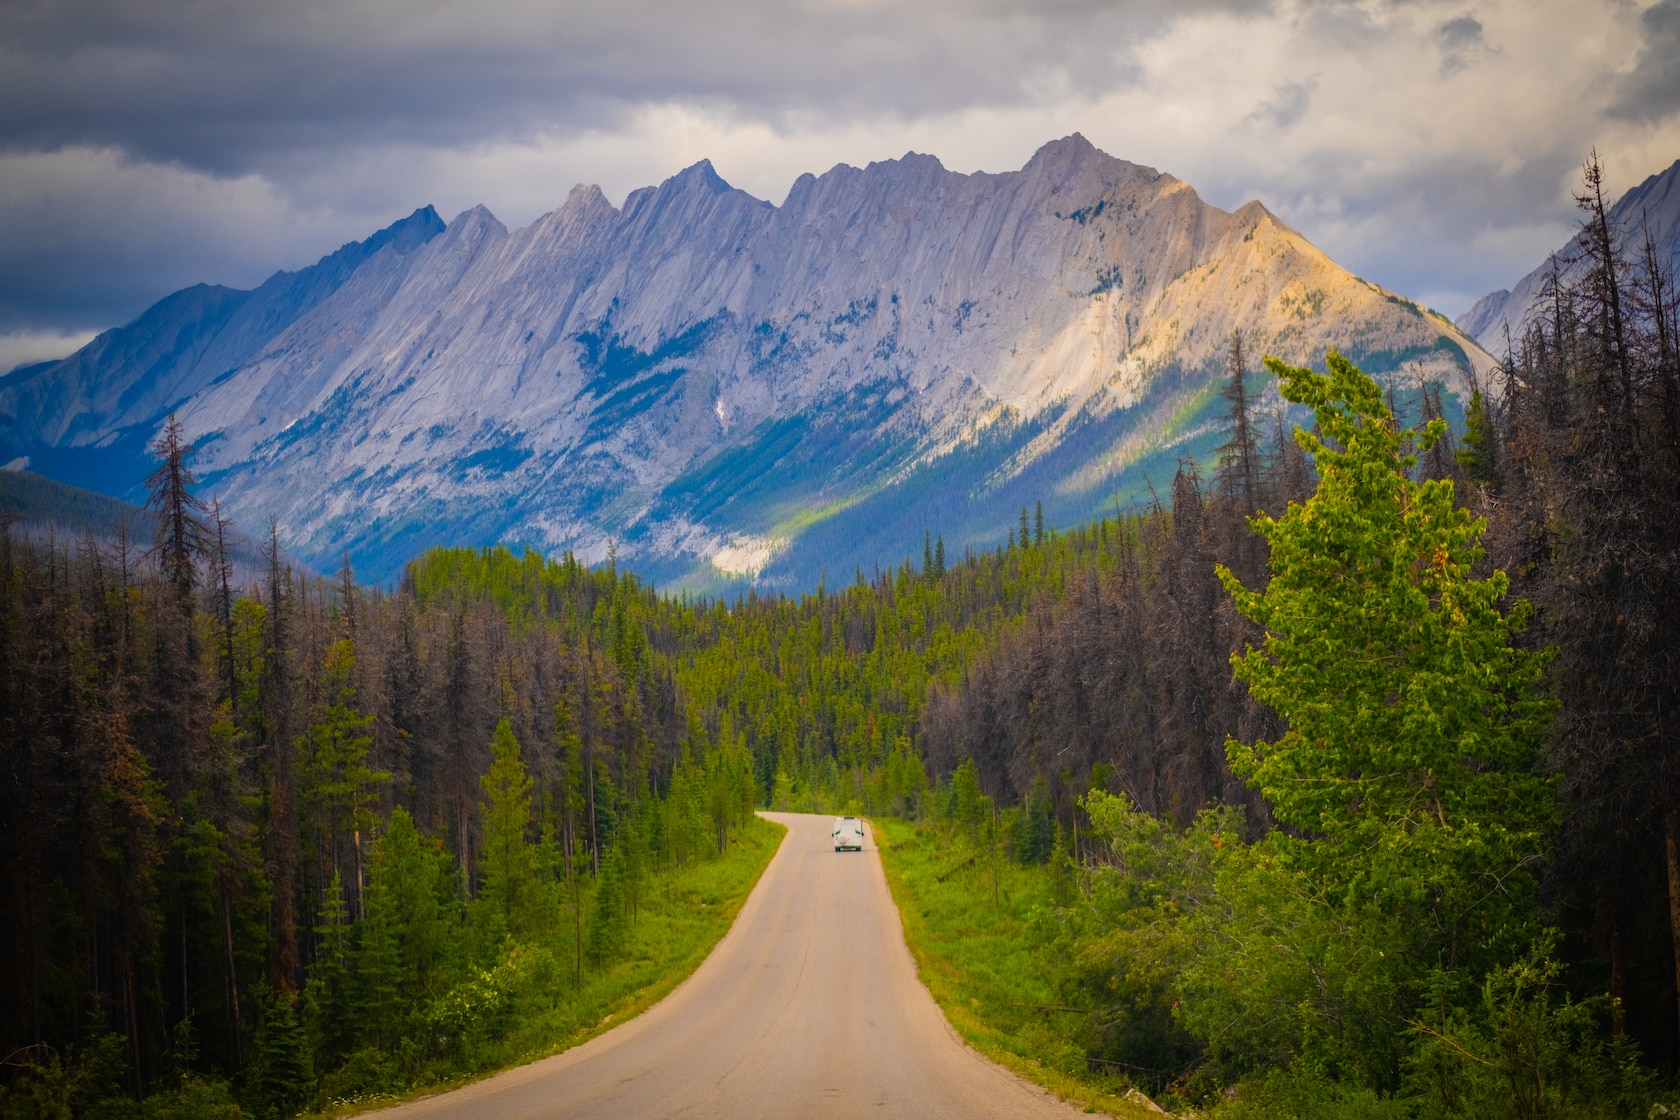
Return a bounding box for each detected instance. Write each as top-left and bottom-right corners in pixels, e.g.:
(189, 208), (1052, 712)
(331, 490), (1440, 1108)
(369, 812), (1087, 1119)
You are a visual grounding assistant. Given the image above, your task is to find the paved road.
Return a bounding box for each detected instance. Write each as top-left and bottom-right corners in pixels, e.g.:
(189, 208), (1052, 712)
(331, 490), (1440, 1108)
(370, 812), (1086, 1119)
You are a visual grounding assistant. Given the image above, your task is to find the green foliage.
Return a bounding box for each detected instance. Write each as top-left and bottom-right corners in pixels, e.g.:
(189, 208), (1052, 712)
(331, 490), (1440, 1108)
(887, 786), (1669, 1118)
(862, 739), (928, 818)
(949, 758), (991, 842)
(1218, 351), (1555, 943)
(873, 352), (1660, 1119)
(1404, 940), (1655, 1120)
(1454, 385), (1497, 488)
(1216, 1068), (1412, 1120)
(477, 719), (547, 939)
(303, 870), (354, 1064)
(137, 1076), (247, 1120)
(586, 846), (628, 966)
(1013, 777), (1054, 865)
(356, 807), (457, 1046)
(0, 1031), (128, 1120)
(248, 990), (311, 1120)
(296, 640), (385, 854)
(8, 403), (1144, 1117)
(12, 309), (1671, 1119)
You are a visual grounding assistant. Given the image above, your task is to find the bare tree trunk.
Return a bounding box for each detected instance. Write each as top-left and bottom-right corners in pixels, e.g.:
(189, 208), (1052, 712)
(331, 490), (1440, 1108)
(264, 519), (300, 993)
(1666, 809), (1680, 1049)
(220, 876), (242, 1069)
(122, 953), (142, 1096)
(1612, 925), (1628, 1036)
(180, 909), (189, 1032)
(353, 824), (365, 922)
(458, 792), (471, 898)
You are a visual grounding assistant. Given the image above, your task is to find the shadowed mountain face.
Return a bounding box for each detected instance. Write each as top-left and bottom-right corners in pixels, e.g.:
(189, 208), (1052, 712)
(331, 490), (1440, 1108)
(1, 135), (1490, 589)
(1458, 158), (1680, 358)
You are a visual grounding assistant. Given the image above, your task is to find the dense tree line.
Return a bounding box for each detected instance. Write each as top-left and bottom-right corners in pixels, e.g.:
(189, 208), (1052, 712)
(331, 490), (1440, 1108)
(906, 158), (1680, 1110)
(1484, 157), (1680, 1064)
(0, 439), (761, 1116)
(0, 413), (1147, 1113)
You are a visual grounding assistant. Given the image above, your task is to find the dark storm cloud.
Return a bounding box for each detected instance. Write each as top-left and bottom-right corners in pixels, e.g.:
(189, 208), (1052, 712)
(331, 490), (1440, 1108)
(1245, 80), (1316, 130)
(0, 0), (1671, 355)
(0, 148), (330, 333)
(0, 0), (1268, 177)
(0, 0), (1278, 338)
(1436, 13), (1487, 76)
(1613, 0), (1680, 121)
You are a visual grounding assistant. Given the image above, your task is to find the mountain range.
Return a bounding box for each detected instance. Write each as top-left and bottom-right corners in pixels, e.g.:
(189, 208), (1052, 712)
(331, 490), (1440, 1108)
(0, 134), (1495, 588)
(1457, 158), (1680, 355)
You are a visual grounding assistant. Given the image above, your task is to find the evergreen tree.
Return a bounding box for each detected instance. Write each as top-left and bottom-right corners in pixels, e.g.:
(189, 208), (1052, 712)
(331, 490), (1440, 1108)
(1218, 351), (1556, 934)
(250, 988), (312, 1119)
(261, 519), (301, 994)
(1497, 155), (1680, 1048)
(586, 847), (626, 966)
(354, 807), (459, 1049)
(297, 639), (385, 915)
(477, 719), (540, 938)
(1455, 383), (1500, 488)
(1014, 777), (1054, 865)
(1215, 328), (1263, 513)
(144, 413), (209, 609)
(950, 759), (989, 843)
(303, 870), (354, 1065)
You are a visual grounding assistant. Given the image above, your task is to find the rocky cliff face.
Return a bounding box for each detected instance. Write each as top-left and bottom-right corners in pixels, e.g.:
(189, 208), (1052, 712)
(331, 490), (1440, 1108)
(1, 135), (1491, 588)
(1458, 158), (1680, 356)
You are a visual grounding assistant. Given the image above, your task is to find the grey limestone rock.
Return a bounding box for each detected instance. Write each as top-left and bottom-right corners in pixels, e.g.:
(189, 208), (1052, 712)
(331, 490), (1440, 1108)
(2, 136), (1493, 589)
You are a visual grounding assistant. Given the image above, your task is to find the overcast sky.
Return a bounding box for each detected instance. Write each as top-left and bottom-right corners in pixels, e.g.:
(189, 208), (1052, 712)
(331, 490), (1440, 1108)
(3, 0), (1678, 372)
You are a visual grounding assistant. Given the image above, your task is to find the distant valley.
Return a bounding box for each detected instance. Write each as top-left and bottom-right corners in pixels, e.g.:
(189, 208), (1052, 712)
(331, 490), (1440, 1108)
(1, 134), (1495, 588)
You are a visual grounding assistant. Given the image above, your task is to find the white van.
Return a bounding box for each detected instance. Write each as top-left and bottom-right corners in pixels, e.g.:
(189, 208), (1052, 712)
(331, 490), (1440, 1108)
(832, 816), (865, 852)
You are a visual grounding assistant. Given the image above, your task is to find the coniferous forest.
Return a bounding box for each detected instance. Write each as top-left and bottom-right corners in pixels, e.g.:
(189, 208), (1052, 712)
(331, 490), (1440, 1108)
(2, 161), (1679, 1117)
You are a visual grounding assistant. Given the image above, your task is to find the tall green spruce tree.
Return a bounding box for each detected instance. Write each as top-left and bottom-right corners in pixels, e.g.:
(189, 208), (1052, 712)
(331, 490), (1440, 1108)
(1218, 351), (1556, 929)
(477, 719), (543, 941)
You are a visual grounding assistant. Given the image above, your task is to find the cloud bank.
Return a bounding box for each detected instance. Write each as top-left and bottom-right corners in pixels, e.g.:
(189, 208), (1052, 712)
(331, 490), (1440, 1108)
(2, 0), (1677, 357)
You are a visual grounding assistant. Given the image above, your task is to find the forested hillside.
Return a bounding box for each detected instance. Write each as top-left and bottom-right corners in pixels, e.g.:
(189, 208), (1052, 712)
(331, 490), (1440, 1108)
(1, 158), (1677, 1118)
(0, 470), (142, 541)
(878, 159), (1680, 1118)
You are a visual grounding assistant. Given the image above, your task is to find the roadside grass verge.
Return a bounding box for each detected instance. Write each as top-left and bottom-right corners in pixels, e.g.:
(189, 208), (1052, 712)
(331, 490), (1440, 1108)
(318, 817), (786, 1116)
(874, 818), (1157, 1119)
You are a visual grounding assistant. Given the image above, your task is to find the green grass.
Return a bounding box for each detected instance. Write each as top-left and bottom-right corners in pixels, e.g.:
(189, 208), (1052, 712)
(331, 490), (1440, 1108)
(320, 817), (786, 1116)
(873, 819), (1159, 1119)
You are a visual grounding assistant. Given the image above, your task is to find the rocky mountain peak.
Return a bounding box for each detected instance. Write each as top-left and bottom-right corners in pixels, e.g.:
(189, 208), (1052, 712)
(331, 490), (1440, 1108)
(671, 158), (733, 195)
(371, 205), (447, 253)
(1027, 131), (1099, 168)
(559, 182), (612, 214)
(4, 137), (1493, 590)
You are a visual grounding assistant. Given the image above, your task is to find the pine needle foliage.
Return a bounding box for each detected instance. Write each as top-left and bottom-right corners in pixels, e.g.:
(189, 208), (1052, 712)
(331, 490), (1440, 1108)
(1218, 351), (1556, 928)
